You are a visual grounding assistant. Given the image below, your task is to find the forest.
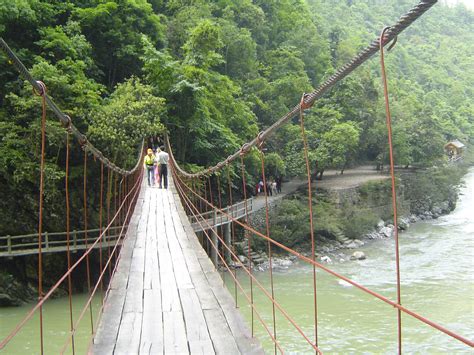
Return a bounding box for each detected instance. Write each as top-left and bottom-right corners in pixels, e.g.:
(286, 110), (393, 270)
(0, 0), (473, 235)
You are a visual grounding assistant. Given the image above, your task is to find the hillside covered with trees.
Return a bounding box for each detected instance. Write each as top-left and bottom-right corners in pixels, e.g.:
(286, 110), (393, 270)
(0, 0), (472, 235)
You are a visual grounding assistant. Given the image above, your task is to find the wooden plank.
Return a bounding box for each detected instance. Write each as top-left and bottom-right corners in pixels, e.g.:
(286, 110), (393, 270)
(188, 271), (220, 311)
(141, 189), (163, 350)
(157, 243), (181, 312)
(94, 178), (262, 354)
(156, 193), (181, 312)
(204, 269), (262, 355)
(163, 311), (188, 354)
(130, 248), (145, 273)
(203, 308), (240, 355)
(161, 192), (192, 293)
(140, 289), (164, 354)
(143, 230), (159, 291)
(110, 257), (131, 290)
(169, 181), (263, 355)
(123, 270), (143, 314)
(114, 311), (143, 354)
(91, 289), (126, 354)
(179, 288), (214, 354)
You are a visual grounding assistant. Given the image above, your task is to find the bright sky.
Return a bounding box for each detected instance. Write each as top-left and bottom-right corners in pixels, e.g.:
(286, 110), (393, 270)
(443, 0), (474, 9)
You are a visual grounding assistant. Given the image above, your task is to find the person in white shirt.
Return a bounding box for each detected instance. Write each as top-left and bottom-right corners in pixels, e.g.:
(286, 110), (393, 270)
(156, 145), (170, 189)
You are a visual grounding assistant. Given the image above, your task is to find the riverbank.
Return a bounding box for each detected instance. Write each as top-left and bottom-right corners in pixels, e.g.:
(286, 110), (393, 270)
(238, 163), (471, 270)
(226, 170), (474, 352)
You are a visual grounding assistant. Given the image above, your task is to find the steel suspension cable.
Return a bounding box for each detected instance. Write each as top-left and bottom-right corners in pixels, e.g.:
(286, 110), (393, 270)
(379, 26), (403, 354)
(239, 153), (254, 336)
(34, 80), (47, 355)
(65, 132), (76, 355)
(99, 162), (104, 295)
(216, 173), (225, 284)
(167, 0), (438, 179)
(257, 144), (277, 354)
(176, 171), (474, 348)
(226, 164), (239, 306)
(299, 95), (319, 348)
(0, 38), (144, 176)
(0, 170), (142, 350)
(172, 167), (320, 353)
(61, 170), (144, 354)
(106, 168), (112, 279)
(83, 151), (94, 334)
(113, 175), (118, 268)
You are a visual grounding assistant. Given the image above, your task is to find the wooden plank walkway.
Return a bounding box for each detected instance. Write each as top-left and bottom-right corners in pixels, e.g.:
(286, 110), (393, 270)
(91, 179), (262, 354)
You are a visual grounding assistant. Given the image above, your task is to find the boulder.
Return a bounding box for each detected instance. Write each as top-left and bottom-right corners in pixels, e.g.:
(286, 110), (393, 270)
(439, 201), (450, 214)
(238, 255), (247, 263)
(353, 239), (364, 247)
(398, 219), (410, 230)
(350, 251), (366, 260)
(320, 255), (332, 264)
(380, 226), (394, 238)
(0, 292), (21, 307)
(377, 220), (385, 228)
(345, 241), (357, 249)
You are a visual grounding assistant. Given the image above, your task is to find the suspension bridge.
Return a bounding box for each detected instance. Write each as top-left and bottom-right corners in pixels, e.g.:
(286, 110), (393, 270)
(1, 1), (473, 353)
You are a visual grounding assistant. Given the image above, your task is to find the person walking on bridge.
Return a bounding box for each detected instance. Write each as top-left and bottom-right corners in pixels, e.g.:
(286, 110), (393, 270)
(156, 145), (169, 189)
(143, 148), (156, 187)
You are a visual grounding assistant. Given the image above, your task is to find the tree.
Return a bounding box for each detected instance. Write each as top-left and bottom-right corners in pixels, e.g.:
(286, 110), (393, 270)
(88, 77), (165, 168)
(74, 0), (165, 88)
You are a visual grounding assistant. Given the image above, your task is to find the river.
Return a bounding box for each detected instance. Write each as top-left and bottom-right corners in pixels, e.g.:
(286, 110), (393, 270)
(0, 294), (101, 354)
(227, 168), (474, 353)
(1, 170), (472, 354)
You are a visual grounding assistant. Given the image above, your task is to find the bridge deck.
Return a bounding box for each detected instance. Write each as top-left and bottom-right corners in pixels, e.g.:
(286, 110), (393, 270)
(92, 180), (262, 354)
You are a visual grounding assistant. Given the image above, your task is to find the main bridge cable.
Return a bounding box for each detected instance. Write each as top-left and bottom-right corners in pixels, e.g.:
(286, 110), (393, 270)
(0, 37), (143, 177)
(168, 0), (438, 179)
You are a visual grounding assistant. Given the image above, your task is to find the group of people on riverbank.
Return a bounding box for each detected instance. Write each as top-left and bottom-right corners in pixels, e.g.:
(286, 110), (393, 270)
(144, 146), (169, 189)
(255, 176), (282, 196)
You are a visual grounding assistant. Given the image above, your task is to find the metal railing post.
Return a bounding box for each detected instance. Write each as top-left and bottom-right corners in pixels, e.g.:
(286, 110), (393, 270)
(212, 208), (218, 267)
(73, 230), (77, 250)
(45, 232), (49, 250)
(7, 235), (11, 254)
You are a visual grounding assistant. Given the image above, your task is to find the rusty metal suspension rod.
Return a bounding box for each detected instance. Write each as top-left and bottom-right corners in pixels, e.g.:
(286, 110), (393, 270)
(175, 167), (474, 348)
(60, 170), (143, 354)
(65, 133), (76, 354)
(299, 98), (319, 348)
(0, 37), (144, 176)
(168, 0), (438, 178)
(0, 170), (143, 350)
(172, 169), (314, 353)
(379, 26), (403, 354)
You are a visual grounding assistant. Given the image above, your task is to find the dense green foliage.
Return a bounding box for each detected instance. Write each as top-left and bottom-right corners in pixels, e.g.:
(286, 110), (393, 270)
(253, 196), (341, 250)
(257, 163), (468, 247)
(0, 0), (472, 234)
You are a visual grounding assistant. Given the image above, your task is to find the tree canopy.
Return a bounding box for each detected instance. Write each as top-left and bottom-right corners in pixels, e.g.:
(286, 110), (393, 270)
(0, 0), (472, 234)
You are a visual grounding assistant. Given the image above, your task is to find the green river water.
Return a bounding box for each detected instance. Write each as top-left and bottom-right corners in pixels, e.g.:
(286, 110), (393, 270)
(1, 169), (472, 354)
(226, 168), (474, 353)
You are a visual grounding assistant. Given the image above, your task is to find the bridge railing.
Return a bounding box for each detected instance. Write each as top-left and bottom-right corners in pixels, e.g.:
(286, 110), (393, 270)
(0, 225), (127, 257)
(166, 0), (474, 352)
(189, 198), (253, 231)
(0, 36), (145, 354)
